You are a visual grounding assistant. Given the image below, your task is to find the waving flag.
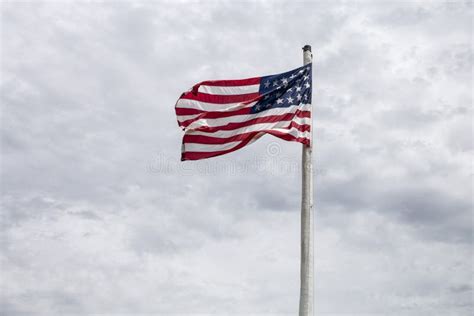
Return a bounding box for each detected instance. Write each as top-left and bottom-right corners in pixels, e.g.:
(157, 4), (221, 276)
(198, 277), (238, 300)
(175, 64), (312, 161)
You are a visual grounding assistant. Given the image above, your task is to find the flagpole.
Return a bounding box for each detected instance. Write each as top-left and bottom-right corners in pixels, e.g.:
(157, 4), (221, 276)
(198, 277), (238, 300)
(299, 44), (313, 316)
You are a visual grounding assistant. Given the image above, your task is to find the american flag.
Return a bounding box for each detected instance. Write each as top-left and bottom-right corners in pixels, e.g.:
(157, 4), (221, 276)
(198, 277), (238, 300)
(175, 64), (312, 161)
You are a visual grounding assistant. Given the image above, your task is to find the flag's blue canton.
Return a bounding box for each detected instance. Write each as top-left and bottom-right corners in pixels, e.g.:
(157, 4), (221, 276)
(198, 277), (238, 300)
(251, 64), (312, 114)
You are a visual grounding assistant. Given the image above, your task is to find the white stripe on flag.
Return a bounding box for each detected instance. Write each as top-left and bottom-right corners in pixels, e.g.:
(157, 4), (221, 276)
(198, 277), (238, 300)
(183, 128), (310, 150)
(187, 121), (303, 137)
(186, 127), (310, 144)
(271, 128), (311, 139)
(198, 84), (260, 95)
(184, 104), (311, 130)
(176, 99), (257, 112)
(292, 116), (312, 126)
(183, 141), (242, 152)
(176, 114), (200, 122)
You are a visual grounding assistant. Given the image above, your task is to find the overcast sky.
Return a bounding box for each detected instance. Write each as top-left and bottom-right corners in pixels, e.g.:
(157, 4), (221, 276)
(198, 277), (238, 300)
(1, 1), (472, 315)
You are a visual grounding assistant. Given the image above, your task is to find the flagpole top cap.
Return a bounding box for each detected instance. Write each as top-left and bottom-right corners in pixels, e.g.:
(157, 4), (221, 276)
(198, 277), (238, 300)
(302, 45), (312, 52)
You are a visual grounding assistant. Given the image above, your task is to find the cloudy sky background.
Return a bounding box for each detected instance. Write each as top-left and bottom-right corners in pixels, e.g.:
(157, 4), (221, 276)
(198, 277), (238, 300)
(1, 1), (472, 315)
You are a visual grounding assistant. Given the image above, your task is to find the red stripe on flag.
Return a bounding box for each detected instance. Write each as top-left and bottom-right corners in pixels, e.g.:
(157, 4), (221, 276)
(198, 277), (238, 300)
(175, 107), (204, 116)
(183, 125), (311, 144)
(196, 77), (260, 87)
(180, 91), (261, 104)
(182, 131), (310, 161)
(191, 111), (311, 133)
(186, 107), (252, 120)
(178, 107), (253, 126)
(182, 134), (258, 161)
(287, 121), (311, 132)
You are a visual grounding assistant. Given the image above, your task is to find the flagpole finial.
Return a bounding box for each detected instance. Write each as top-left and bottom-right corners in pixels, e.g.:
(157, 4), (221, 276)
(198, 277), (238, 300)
(302, 45), (311, 52)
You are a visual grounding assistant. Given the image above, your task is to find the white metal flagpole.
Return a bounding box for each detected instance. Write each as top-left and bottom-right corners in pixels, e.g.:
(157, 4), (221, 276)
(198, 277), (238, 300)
(299, 44), (314, 316)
